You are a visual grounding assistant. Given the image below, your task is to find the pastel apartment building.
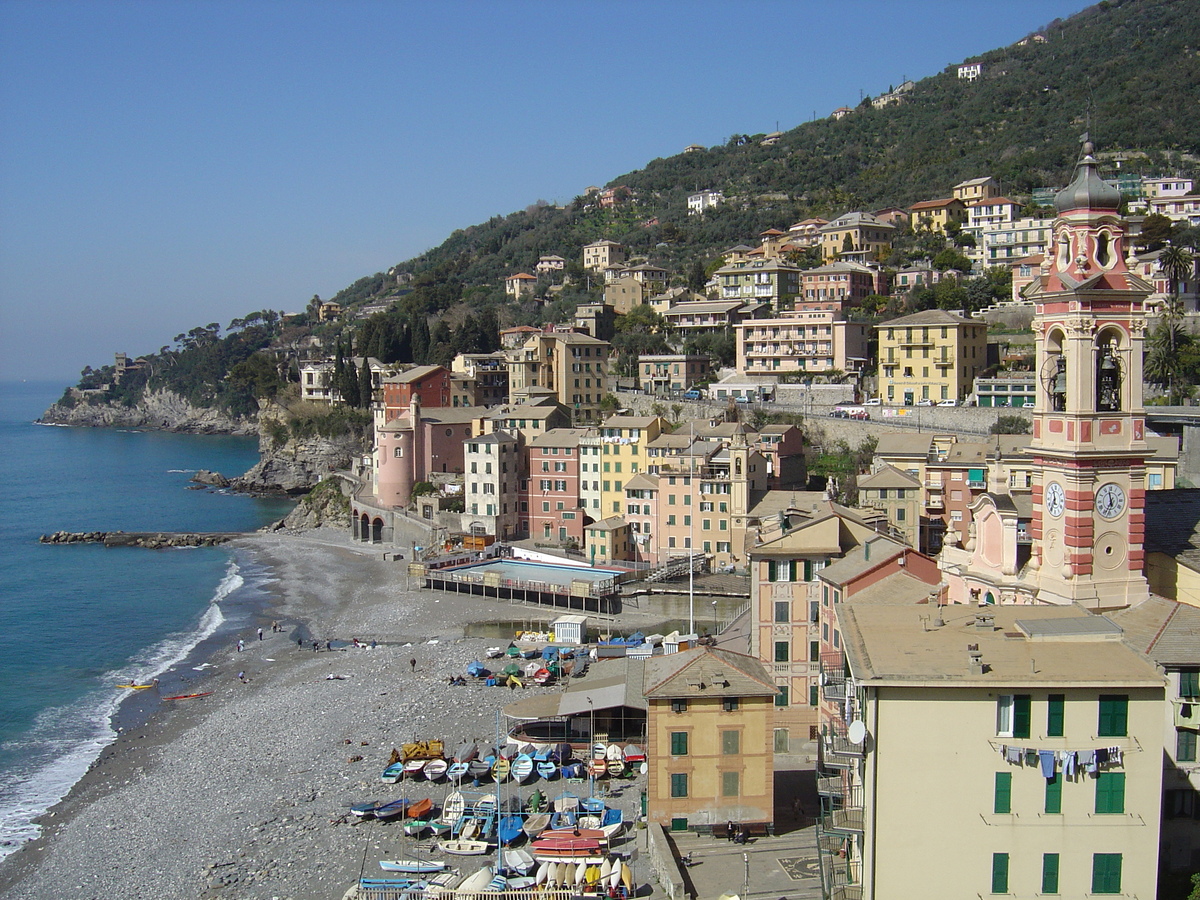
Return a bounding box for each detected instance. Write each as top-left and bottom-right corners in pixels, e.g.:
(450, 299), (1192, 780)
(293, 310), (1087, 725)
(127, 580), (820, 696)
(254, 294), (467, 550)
(639, 354), (714, 396)
(818, 212), (896, 264)
(714, 258), (802, 311)
(462, 430), (521, 539)
(505, 328), (611, 424)
(876, 308), (986, 405)
(798, 262), (878, 310)
(687, 190), (725, 215)
(735, 311), (871, 378)
(952, 176), (1001, 204)
(505, 272), (538, 299)
(524, 427), (589, 546)
(908, 197), (967, 234)
(816, 603), (1163, 900)
(583, 239), (626, 272)
(662, 299), (768, 338)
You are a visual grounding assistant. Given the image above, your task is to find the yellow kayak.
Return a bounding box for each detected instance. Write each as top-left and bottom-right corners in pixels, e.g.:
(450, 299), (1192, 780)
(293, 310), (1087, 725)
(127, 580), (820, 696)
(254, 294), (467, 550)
(116, 683), (155, 690)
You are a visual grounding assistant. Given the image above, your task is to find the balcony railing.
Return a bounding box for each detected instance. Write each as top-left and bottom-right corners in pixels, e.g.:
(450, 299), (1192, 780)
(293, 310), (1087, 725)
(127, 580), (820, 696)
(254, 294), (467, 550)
(821, 784), (865, 834)
(817, 775), (846, 797)
(817, 828), (864, 900)
(926, 495), (944, 509)
(820, 652), (848, 702)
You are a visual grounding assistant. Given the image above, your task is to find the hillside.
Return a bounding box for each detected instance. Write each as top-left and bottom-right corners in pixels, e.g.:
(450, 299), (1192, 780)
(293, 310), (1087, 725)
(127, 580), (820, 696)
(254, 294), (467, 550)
(348, 0), (1198, 319)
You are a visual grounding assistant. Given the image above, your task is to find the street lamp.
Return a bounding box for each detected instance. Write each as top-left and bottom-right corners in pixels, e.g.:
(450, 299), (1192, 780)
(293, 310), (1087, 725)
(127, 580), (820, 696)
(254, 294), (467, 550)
(711, 600), (719, 637)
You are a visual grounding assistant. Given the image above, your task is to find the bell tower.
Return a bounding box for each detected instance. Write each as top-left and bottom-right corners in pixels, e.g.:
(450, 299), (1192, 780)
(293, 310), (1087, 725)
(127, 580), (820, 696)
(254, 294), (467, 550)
(1027, 142), (1153, 609)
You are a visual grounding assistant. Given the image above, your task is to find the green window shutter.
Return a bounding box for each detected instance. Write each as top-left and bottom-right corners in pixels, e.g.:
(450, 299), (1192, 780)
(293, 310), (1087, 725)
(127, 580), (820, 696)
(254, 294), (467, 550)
(1091, 853), (1122, 894)
(721, 731), (740, 755)
(768, 560), (778, 582)
(1041, 853), (1060, 894)
(775, 685), (789, 708)
(721, 770), (740, 797)
(1044, 774), (1062, 814)
(790, 560), (799, 582)
(1179, 729), (1198, 762)
(670, 773), (688, 798)
(1095, 772), (1125, 814)
(803, 559), (813, 581)
(993, 772), (1012, 814)
(775, 641), (790, 663)
(1013, 694), (1032, 739)
(991, 853), (1009, 894)
(809, 641), (820, 662)
(808, 685), (818, 707)
(1179, 668), (1199, 698)
(670, 732), (688, 756)
(1047, 694), (1065, 737)
(1098, 694), (1128, 737)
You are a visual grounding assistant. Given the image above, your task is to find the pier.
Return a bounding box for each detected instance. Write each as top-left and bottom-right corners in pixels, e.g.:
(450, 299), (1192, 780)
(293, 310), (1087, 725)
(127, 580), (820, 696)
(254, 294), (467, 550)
(39, 531), (245, 548)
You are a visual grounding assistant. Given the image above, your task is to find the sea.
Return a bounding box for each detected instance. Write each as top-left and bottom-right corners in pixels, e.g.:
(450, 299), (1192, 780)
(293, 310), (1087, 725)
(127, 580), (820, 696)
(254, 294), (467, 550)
(0, 381), (294, 861)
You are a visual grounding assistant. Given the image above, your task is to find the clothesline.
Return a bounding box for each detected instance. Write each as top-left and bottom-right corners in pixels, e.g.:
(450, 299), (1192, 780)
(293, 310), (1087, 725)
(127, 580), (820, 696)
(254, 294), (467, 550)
(994, 743), (1127, 778)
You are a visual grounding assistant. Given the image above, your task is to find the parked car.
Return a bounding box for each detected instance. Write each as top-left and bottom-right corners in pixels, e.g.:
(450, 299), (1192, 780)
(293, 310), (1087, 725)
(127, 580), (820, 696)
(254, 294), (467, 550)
(937, 399), (959, 407)
(916, 399), (935, 407)
(681, 390), (702, 400)
(863, 398), (882, 406)
(734, 396), (753, 405)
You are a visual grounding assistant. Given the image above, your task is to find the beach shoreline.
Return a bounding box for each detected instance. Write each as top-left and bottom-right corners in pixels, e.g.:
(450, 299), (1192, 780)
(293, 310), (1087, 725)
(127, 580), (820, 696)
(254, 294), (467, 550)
(0, 527), (663, 900)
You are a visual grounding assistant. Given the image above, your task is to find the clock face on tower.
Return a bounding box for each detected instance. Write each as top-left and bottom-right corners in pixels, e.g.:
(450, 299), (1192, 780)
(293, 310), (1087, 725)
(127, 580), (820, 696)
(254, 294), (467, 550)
(1096, 483), (1126, 520)
(1044, 482), (1066, 517)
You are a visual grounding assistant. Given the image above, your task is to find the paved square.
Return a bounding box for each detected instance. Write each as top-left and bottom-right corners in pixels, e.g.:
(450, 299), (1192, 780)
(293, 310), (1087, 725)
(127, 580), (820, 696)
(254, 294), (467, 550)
(778, 856), (821, 880)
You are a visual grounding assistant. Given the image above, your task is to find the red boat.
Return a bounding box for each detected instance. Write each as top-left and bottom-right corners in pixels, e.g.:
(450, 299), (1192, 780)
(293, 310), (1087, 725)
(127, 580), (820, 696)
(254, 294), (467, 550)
(537, 828), (605, 842)
(533, 667), (554, 685)
(531, 837), (603, 858)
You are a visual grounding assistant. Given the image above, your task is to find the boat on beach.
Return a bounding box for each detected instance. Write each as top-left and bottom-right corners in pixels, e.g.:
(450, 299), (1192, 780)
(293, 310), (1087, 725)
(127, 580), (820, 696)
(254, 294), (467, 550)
(446, 761), (469, 782)
(402, 758), (428, 779)
(378, 859), (448, 874)
(511, 753), (534, 783)
(423, 758), (448, 781)
(381, 761), (406, 783)
(497, 814), (524, 846)
(522, 812), (550, 838)
(439, 838), (490, 856)
(374, 798), (412, 821)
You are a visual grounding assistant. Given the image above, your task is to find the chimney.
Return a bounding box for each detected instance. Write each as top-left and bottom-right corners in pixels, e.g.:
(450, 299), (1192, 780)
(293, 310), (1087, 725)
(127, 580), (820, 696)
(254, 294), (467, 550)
(974, 613), (995, 631)
(968, 649), (984, 675)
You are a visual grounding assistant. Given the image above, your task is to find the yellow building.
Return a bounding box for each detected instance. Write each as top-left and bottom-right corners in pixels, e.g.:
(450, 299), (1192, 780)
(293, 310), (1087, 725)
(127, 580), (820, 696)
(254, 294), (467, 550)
(817, 603), (1164, 900)
(644, 646), (778, 830)
(876, 308), (987, 405)
(595, 415), (666, 517)
(818, 212), (896, 264)
(505, 329), (611, 424)
(908, 197), (967, 234)
(856, 465), (922, 549)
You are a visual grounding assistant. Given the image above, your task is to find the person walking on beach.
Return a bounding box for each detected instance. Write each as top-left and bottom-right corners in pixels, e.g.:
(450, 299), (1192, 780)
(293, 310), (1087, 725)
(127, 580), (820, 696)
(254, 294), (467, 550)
(410, 658), (417, 673)
(257, 627), (263, 641)
(237, 639), (244, 653)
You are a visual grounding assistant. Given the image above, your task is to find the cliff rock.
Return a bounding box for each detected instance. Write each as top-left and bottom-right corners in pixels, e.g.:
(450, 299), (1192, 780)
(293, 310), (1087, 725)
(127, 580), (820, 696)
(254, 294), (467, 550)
(233, 425), (362, 495)
(40, 389), (255, 435)
(273, 479), (352, 530)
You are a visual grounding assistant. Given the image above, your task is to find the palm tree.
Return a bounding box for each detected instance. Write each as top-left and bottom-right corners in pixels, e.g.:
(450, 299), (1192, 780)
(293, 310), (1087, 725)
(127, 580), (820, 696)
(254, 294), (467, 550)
(1155, 244), (1195, 403)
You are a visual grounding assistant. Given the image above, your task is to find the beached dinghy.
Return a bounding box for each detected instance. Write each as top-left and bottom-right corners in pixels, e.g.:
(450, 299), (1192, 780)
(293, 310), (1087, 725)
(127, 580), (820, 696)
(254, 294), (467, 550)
(403, 758), (428, 779)
(600, 807), (624, 840)
(536, 758), (558, 781)
(374, 798), (412, 821)
(423, 758), (448, 781)
(446, 760), (469, 783)
(492, 756), (511, 783)
(467, 757), (492, 781)
(511, 753), (535, 783)
(497, 815), (524, 846)
(458, 866), (494, 892)
(381, 761), (406, 783)
(351, 800), (382, 818)
(379, 859), (448, 874)
(485, 646), (504, 659)
(453, 741), (478, 762)
(502, 847), (536, 875)
(522, 813), (550, 839)
(439, 838), (490, 856)
(441, 790), (465, 823)
(621, 743), (645, 763)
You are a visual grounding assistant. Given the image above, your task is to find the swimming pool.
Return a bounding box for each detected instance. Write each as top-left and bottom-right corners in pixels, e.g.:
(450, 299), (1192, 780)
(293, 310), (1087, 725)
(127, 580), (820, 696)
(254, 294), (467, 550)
(446, 559), (625, 589)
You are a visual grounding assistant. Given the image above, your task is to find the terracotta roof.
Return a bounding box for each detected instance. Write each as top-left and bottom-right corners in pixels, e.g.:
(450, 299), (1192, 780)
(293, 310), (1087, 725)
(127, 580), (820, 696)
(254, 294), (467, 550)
(642, 647), (777, 699)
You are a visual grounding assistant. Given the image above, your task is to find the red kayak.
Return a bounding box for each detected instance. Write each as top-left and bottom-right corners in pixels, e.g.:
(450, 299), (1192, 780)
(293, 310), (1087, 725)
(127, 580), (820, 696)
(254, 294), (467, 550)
(161, 692), (213, 700)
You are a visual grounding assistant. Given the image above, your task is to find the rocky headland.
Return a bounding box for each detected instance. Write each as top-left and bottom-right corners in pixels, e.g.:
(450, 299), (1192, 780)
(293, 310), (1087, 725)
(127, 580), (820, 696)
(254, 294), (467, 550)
(39, 388), (257, 435)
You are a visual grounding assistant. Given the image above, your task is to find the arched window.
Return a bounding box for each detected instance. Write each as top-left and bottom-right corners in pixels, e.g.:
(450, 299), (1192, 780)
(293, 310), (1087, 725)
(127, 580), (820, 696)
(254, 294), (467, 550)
(1096, 231), (1112, 268)
(985, 591), (996, 606)
(1096, 335), (1122, 412)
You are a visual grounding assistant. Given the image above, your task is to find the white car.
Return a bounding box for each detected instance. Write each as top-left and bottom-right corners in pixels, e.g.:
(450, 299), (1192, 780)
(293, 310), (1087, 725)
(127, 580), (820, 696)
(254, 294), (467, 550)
(937, 399), (959, 407)
(916, 399), (934, 407)
(863, 398), (882, 406)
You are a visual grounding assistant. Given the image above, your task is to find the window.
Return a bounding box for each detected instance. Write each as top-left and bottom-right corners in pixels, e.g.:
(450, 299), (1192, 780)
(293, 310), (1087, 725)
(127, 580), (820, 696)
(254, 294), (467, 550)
(1045, 774), (1062, 814)
(1042, 853), (1059, 894)
(774, 641), (789, 663)
(774, 601), (790, 623)
(1098, 695), (1128, 737)
(1181, 668), (1200, 698)
(991, 853), (1009, 894)
(994, 772), (1012, 814)
(1095, 772), (1125, 814)
(1047, 694), (1065, 737)
(1179, 729), (1198, 762)
(721, 771), (740, 797)
(775, 685), (789, 707)
(774, 728), (790, 752)
(670, 699), (688, 713)
(670, 773), (688, 798)
(721, 731), (740, 754)
(670, 732), (688, 756)
(722, 698), (739, 712)
(997, 694), (1031, 738)
(1091, 854), (1122, 894)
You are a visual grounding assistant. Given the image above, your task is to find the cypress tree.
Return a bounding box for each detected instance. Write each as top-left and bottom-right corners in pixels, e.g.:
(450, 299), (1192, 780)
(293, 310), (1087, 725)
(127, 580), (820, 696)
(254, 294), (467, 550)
(358, 359), (373, 409)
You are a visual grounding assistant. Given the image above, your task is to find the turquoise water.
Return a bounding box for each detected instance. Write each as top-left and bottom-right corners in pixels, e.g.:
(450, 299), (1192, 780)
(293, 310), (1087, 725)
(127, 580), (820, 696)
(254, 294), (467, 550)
(0, 381), (293, 858)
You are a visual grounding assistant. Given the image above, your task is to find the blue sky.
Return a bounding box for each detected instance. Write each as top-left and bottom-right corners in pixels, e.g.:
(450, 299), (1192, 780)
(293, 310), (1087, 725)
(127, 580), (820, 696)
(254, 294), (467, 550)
(0, 0), (1091, 384)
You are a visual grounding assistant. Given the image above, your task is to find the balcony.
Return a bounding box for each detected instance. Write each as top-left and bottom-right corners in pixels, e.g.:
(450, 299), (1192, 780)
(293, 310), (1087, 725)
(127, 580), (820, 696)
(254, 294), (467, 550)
(819, 717), (865, 768)
(820, 653), (847, 702)
(926, 494), (944, 509)
(816, 775), (846, 797)
(821, 784), (865, 834)
(817, 829), (864, 900)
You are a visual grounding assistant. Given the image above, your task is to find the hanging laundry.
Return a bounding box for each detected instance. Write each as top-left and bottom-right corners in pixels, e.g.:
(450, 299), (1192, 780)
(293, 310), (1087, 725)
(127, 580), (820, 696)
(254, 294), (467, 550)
(1005, 746), (1021, 764)
(1096, 748), (1110, 766)
(1039, 750), (1056, 778)
(1062, 750), (1076, 779)
(1108, 746), (1122, 766)
(1024, 748), (1038, 766)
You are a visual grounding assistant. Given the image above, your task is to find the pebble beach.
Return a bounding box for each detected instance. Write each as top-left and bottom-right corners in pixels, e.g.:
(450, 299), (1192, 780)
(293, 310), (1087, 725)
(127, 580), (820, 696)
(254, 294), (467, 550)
(0, 529), (656, 900)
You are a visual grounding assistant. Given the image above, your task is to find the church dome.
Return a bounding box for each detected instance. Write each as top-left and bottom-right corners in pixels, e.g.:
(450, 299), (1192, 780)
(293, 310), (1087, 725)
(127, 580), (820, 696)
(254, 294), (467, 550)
(1054, 142), (1121, 213)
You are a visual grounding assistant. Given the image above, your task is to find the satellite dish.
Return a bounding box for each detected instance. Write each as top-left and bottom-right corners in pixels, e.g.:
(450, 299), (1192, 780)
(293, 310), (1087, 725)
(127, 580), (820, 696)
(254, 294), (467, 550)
(640, 762), (649, 775)
(847, 720), (867, 745)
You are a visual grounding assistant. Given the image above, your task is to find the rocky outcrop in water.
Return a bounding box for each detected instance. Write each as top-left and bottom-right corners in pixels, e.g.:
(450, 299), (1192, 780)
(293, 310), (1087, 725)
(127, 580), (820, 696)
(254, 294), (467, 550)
(39, 389), (255, 435)
(269, 479), (352, 530)
(39, 531), (241, 548)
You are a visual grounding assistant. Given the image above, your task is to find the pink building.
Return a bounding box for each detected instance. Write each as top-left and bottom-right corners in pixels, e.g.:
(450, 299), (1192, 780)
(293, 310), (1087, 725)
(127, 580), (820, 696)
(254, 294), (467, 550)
(524, 428), (589, 546)
(374, 399), (478, 507)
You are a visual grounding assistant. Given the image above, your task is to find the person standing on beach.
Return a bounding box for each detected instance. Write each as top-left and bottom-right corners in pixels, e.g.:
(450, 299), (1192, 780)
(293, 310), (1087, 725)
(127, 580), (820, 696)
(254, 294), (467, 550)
(237, 639), (244, 652)
(257, 627), (263, 641)
(409, 658), (417, 672)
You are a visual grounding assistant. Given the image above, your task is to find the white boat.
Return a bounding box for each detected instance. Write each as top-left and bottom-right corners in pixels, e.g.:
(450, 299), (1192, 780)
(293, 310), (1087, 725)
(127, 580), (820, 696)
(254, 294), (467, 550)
(511, 753), (535, 783)
(379, 859), (448, 874)
(439, 838), (490, 856)
(439, 791), (465, 826)
(458, 865), (494, 892)
(423, 758), (448, 781)
(485, 646), (504, 658)
(503, 847), (536, 875)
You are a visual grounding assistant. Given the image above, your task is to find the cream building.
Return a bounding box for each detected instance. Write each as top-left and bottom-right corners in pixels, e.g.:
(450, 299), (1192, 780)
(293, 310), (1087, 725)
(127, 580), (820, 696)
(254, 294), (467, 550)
(818, 212), (896, 264)
(816, 603), (1164, 900)
(583, 239), (626, 272)
(505, 329), (611, 424)
(876, 309), (987, 405)
(735, 311), (871, 378)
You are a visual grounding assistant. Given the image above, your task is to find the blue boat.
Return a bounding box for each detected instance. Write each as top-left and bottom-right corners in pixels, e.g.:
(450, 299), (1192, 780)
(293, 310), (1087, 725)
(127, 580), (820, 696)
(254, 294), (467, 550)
(467, 661), (488, 678)
(497, 815), (524, 845)
(581, 796), (606, 813)
(536, 759), (558, 781)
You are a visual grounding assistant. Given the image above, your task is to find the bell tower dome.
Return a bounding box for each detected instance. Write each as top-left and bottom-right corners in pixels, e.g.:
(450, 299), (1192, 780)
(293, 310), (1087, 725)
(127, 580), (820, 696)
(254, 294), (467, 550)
(1027, 141), (1154, 609)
